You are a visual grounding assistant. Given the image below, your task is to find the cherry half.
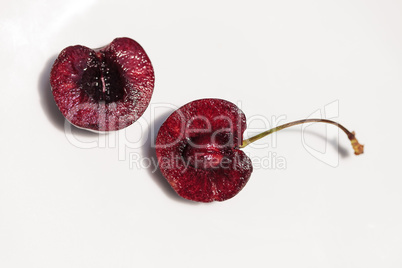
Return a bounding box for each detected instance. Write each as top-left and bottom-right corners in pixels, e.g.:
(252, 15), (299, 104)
(155, 98), (364, 203)
(50, 37), (155, 131)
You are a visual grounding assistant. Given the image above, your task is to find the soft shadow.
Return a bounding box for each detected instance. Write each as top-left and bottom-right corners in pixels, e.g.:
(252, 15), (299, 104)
(141, 111), (200, 205)
(38, 55), (102, 137)
(38, 54), (65, 131)
(281, 128), (350, 158)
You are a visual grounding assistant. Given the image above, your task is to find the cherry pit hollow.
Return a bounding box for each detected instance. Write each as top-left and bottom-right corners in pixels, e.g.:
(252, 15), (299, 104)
(50, 38), (364, 203)
(50, 37), (155, 132)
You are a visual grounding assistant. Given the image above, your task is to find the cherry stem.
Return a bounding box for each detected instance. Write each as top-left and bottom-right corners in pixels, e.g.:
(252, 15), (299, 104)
(240, 119), (364, 155)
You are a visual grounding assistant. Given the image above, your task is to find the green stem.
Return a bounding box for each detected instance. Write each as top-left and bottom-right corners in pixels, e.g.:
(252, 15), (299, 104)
(240, 119), (364, 155)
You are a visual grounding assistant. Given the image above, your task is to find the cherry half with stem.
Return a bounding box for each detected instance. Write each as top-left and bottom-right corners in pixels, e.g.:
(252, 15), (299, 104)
(155, 98), (364, 203)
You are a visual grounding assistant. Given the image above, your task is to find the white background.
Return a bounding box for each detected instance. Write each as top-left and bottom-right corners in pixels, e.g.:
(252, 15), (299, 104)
(1, 0), (401, 267)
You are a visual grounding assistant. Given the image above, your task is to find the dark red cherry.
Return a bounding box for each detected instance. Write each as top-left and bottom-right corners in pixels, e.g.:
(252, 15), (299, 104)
(155, 98), (364, 203)
(50, 37), (154, 131)
(156, 99), (253, 202)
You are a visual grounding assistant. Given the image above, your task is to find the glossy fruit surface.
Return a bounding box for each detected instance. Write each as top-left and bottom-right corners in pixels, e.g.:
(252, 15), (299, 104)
(50, 37), (154, 131)
(156, 99), (253, 202)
